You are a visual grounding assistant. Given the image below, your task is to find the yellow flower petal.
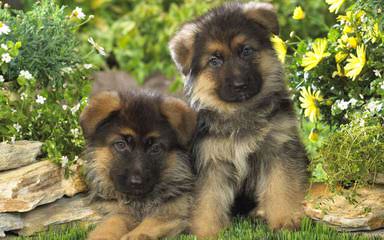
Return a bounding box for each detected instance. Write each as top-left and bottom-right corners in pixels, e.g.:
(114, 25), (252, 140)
(344, 45), (366, 80)
(299, 87), (322, 122)
(325, 0), (345, 13)
(301, 38), (330, 71)
(293, 6), (305, 20)
(270, 35), (287, 63)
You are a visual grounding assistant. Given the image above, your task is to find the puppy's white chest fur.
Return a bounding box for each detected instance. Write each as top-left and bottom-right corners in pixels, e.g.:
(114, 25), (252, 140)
(199, 135), (260, 182)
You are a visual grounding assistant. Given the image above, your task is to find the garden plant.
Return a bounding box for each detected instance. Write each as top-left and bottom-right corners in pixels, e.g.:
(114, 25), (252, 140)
(0, 0), (383, 239)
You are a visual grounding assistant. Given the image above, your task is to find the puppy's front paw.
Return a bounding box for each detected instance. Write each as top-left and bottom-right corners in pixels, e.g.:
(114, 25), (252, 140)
(267, 213), (302, 231)
(120, 233), (153, 240)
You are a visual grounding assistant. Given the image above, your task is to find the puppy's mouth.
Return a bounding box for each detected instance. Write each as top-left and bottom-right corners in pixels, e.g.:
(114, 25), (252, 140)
(218, 90), (258, 103)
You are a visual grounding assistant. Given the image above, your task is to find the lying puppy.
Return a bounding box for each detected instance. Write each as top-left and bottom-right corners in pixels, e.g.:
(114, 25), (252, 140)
(169, 2), (309, 238)
(80, 90), (196, 240)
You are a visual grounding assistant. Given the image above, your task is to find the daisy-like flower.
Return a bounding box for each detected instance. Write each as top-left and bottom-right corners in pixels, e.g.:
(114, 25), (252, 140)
(308, 128), (319, 142)
(299, 87), (323, 122)
(325, 0), (345, 14)
(70, 7), (86, 20)
(0, 75), (4, 83)
(36, 95), (46, 104)
(344, 45), (366, 80)
(19, 70), (33, 80)
(0, 21), (10, 35)
(1, 43), (8, 50)
(301, 38), (330, 71)
(88, 37), (106, 56)
(13, 123), (21, 132)
(270, 35), (287, 63)
(292, 6), (305, 20)
(347, 37), (357, 49)
(1, 53), (11, 63)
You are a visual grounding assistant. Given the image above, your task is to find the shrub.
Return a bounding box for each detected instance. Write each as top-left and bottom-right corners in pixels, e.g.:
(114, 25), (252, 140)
(0, 1), (96, 166)
(311, 116), (384, 188)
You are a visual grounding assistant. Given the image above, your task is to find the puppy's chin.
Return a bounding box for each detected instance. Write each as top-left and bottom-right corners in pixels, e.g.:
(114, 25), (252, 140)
(115, 184), (155, 199)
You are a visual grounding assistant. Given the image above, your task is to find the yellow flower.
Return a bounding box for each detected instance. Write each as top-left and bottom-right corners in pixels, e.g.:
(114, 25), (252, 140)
(301, 38), (330, 71)
(308, 128), (319, 142)
(344, 45), (366, 80)
(335, 52), (348, 63)
(292, 6), (305, 20)
(337, 11), (352, 23)
(343, 25), (353, 34)
(326, 0), (345, 13)
(332, 63), (344, 78)
(347, 37), (358, 48)
(271, 35), (287, 63)
(299, 87), (323, 122)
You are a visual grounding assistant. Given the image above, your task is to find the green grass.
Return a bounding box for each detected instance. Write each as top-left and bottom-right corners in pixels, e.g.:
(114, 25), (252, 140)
(9, 218), (382, 240)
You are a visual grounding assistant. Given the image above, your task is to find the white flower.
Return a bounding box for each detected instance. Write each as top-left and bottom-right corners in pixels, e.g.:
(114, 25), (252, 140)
(70, 128), (80, 137)
(367, 101), (383, 113)
(36, 95), (46, 104)
(88, 37), (106, 56)
(13, 123), (21, 132)
(380, 82), (384, 90)
(83, 64), (93, 69)
(19, 70), (33, 80)
(0, 75), (4, 83)
(70, 7), (86, 20)
(373, 69), (382, 78)
(20, 92), (27, 100)
(1, 43), (8, 50)
(348, 98), (357, 106)
(0, 21), (10, 35)
(71, 103), (80, 114)
(336, 99), (349, 110)
(61, 156), (69, 168)
(1, 53), (11, 63)
(62, 104), (68, 111)
(359, 118), (365, 127)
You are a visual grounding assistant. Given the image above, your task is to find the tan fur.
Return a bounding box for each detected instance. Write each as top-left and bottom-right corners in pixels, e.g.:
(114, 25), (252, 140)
(120, 128), (137, 137)
(191, 170), (233, 239)
(242, 2), (279, 34)
(206, 41), (230, 56)
(121, 196), (190, 240)
(254, 162), (304, 230)
(191, 72), (237, 113)
(80, 91), (121, 138)
(87, 214), (136, 240)
(168, 23), (198, 74)
(145, 131), (161, 138)
(160, 97), (197, 145)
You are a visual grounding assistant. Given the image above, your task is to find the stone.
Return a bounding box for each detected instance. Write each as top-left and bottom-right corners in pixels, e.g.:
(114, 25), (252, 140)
(304, 183), (384, 231)
(373, 173), (384, 185)
(17, 194), (115, 236)
(0, 213), (23, 237)
(0, 141), (42, 171)
(0, 160), (86, 213)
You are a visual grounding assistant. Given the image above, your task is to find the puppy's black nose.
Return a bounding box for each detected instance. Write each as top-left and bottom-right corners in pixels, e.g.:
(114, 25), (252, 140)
(129, 175), (143, 186)
(233, 79), (248, 91)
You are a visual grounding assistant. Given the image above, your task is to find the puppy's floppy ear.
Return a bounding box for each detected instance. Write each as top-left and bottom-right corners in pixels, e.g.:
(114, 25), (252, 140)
(243, 2), (279, 35)
(160, 97), (197, 146)
(80, 91), (121, 138)
(169, 23), (197, 76)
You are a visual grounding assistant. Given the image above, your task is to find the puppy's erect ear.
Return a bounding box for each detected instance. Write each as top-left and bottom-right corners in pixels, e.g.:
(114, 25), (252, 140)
(160, 97), (197, 146)
(243, 2), (279, 35)
(80, 91), (121, 138)
(169, 23), (197, 76)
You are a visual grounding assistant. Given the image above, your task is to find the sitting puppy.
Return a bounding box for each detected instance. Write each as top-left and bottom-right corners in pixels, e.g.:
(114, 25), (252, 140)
(80, 90), (196, 240)
(169, 2), (309, 238)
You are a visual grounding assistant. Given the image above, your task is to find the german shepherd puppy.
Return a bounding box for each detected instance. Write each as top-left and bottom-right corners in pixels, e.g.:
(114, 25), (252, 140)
(169, 2), (309, 238)
(80, 90), (196, 240)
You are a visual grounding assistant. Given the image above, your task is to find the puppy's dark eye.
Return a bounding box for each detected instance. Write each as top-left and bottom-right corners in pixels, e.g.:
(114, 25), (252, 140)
(209, 56), (223, 68)
(241, 45), (254, 58)
(113, 140), (129, 152)
(149, 143), (163, 155)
